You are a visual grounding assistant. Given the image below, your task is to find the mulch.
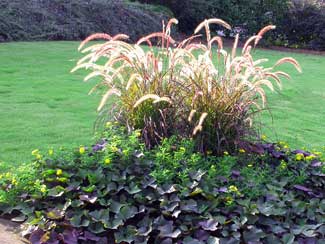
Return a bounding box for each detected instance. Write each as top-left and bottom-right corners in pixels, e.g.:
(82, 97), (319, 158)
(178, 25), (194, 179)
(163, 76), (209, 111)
(0, 218), (29, 244)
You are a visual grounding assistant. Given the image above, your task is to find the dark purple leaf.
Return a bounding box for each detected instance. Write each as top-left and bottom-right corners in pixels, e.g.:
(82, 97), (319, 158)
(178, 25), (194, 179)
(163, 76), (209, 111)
(81, 231), (100, 241)
(265, 194), (278, 201)
(199, 219), (219, 231)
(194, 229), (209, 241)
(248, 143), (265, 154)
(29, 229), (45, 244)
(62, 228), (79, 244)
(271, 151), (287, 160)
(46, 232), (60, 244)
(180, 199), (198, 212)
(92, 140), (107, 152)
(293, 150), (311, 156)
(79, 195), (97, 204)
(262, 143), (275, 150)
(216, 176), (228, 183)
(294, 185), (313, 193)
(298, 237), (317, 244)
(161, 238), (173, 244)
(231, 170), (240, 177)
(311, 161), (322, 167)
(311, 172), (325, 177)
(213, 186), (228, 194)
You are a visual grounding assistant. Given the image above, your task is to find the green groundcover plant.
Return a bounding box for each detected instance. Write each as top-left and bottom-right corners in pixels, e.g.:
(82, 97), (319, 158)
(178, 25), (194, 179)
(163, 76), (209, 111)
(72, 18), (301, 155)
(0, 124), (325, 243)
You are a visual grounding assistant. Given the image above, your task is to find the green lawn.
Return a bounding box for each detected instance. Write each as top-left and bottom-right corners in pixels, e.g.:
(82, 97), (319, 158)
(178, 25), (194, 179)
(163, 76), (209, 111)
(0, 41), (324, 164)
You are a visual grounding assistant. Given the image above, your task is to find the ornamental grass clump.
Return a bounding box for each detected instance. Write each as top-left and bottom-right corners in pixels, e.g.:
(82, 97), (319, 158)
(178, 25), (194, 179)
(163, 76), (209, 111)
(72, 18), (301, 154)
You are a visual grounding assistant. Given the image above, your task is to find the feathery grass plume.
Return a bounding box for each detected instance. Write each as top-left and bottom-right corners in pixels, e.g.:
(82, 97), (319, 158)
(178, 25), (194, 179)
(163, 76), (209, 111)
(73, 18), (301, 154)
(78, 33), (112, 51)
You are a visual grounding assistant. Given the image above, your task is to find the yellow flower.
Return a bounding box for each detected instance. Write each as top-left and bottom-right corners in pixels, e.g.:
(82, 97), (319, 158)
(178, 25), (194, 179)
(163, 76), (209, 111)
(228, 185), (239, 193)
(40, 184), (47, 193)
(56, 169), (63, 176)
(110, 146), (119, 153)
(105, 122), (112, 128)
(247, 164), (253, 167)
(283, 144), (289, 149)
(206, 150), (212, 155)
(295, 153), (304, 161)
(305, 155), (316, 161)
(79, 146), (86, 154)
(223, 151), (229, 156)
(105, 158), (111, 165)
(313, 151), (322, 157)
(36, 154), (42, 160)
(239, 149), (245, 153)
(280, 160), (287, 170)
(48, 149), (54, 156)
(32, 149), (39, 156)
(225, 196), (234, 205)
(261, 134), (267, 140)
(11, 178), (17, 185)
(122, 149), (129, 156)
(135, 131), (141, 137)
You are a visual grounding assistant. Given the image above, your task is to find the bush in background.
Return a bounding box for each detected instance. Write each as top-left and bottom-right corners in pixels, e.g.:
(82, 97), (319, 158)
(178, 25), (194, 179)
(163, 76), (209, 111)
(134, 0), (289, 35)
(276, 0), (325, 50)
(0, 0), (171, 42)
(134, 0), (325, 51)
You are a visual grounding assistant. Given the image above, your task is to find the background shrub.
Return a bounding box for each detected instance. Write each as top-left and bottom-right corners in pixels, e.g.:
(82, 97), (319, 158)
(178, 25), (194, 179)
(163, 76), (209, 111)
(134, 0), (290, 35)
(134, 0), (325, 50)
(276, 0), (325, 50)
(0, 0), (171, 42)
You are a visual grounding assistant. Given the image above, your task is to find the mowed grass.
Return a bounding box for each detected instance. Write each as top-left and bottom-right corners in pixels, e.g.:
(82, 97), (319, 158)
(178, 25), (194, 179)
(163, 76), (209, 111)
(0, 41), (324, 164)
(0, 42), (99, 164)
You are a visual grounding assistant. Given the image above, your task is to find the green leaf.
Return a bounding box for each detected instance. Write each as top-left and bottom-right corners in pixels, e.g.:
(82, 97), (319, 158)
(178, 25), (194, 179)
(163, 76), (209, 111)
(70, 212), (90, 227)
(89, 209), (110, 225)
(282, 233), (294, 244)
(207, 237), (220, 244)
(110, 200), (126, 214)
(118, 205), (139, 221)
(47, 186), (65, 198)
(46, 209), (64, 220)
(115, 226), (137, 243)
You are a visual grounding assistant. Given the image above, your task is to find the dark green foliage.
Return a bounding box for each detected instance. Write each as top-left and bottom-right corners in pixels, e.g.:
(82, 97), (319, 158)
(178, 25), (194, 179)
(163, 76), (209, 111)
(1, 125), (325, 243)
(135, 0), (325, 50)
(134, 0), (289, 35)
(276, 1), (325, 50)
(0, 0), (171, 42)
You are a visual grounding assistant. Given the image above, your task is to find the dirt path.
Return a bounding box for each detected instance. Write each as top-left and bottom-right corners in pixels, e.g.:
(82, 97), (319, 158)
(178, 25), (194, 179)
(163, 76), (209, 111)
(0, 218), (28, 244)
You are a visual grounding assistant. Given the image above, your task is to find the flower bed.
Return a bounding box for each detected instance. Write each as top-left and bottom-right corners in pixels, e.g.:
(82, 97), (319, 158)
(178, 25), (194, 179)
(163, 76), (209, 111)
(1, 124), (325, 243)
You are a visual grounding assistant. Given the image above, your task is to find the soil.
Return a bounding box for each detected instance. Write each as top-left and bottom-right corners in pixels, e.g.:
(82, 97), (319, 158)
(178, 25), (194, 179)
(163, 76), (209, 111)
(0, 218), (29, 244)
